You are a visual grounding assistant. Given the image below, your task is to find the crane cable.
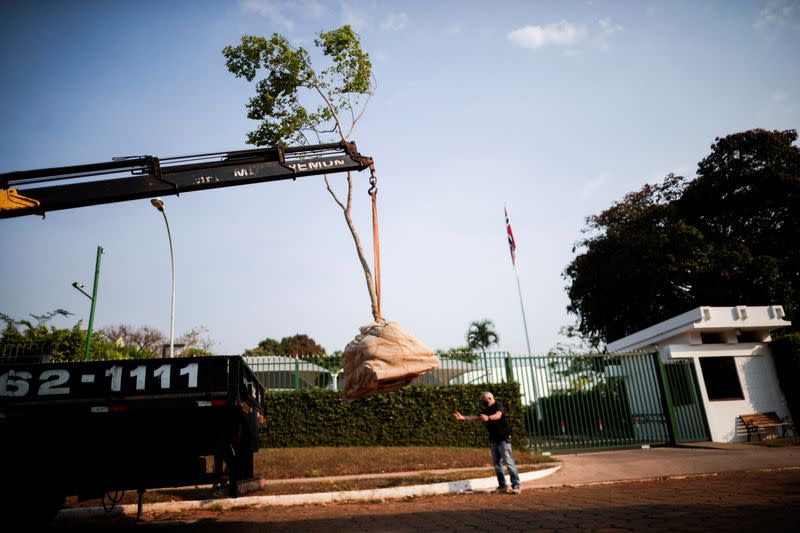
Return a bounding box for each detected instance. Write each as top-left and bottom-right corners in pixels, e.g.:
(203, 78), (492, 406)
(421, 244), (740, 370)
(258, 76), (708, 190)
(368, 169), (382, 322)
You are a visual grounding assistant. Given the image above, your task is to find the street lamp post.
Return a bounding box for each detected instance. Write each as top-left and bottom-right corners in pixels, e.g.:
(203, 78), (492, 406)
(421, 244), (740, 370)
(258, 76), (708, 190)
(72, 245), (104, 361)
(151, 198), (176, 358)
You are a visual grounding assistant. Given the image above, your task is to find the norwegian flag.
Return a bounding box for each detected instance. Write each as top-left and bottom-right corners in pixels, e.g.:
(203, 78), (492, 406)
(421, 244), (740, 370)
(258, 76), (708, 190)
(505, 205), (517, 266)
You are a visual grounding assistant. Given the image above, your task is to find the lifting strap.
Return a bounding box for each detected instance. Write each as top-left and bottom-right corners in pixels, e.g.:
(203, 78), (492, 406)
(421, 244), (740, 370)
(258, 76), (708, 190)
(370, 170), (382, 321)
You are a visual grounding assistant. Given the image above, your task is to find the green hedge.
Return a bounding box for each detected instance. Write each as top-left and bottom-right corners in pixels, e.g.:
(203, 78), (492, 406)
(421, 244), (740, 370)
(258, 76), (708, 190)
(770, 333), (800, 424)
(260, 383), (525, 448)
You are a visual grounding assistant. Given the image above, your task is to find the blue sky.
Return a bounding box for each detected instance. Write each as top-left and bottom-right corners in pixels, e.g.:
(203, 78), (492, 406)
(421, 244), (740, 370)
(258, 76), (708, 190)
(1, 0), (798, 355)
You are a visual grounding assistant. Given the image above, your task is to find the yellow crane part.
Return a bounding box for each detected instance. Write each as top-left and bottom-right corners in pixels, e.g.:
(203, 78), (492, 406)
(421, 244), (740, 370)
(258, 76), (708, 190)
(0, 188), (40, 210)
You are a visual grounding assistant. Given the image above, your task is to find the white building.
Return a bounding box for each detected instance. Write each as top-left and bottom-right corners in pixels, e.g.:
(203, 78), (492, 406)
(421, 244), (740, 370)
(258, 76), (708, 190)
(608, 305), (793, 443)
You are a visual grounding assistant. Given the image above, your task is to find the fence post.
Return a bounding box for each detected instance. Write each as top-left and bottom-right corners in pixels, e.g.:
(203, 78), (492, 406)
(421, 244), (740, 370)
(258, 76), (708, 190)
(504, 355), (515, 383)
(653, 352), (681, 445)
(294, 357), (300, 390)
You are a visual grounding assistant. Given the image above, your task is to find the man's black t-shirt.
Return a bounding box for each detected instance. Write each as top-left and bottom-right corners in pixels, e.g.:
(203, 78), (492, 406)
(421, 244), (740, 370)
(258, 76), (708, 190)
(482, 400), (511, 443)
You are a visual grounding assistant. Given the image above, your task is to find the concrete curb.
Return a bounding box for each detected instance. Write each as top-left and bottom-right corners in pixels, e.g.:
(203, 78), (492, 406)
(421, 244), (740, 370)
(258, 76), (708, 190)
(57, 465), (562, 519)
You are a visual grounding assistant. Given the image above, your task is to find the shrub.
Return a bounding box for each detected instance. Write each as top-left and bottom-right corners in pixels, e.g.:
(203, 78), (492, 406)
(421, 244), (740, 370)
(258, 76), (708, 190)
(770, 333), (800, 424)
(260, 383), (525, 448)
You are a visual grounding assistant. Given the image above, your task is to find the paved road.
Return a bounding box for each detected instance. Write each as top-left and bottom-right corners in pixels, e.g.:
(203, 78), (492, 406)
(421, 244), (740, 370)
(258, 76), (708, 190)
(51, 467), (800, 532)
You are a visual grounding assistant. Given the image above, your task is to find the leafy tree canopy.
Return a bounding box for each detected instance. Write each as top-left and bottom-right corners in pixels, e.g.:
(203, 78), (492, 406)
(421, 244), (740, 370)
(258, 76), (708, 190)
(466, 319), (500, 352)
(436, 346), (477, 363)
(101, 324), (214, 356)
(243, 333), (327, 357)
(565, 129), (800, 346)
(1, 313), (214, 361)
(1, 311), (156, 361)
(223, 25), (373, 146)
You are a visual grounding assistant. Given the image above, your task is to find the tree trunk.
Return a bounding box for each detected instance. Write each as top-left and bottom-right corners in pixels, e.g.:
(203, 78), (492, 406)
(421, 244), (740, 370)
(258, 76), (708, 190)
(325, 171), (381, 323)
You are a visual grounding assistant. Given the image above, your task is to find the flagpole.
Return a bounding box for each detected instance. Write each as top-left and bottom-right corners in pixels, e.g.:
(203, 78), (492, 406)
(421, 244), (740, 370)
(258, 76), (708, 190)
(504, 203), (533, 356)
(514, 262), (533, 356)
(505, 203), (541, 421)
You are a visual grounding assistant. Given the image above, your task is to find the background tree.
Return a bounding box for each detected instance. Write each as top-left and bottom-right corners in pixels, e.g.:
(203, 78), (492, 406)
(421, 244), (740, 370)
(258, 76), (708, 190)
(466, 319), (499, 352)
(1, 310), (83, 361)
(100, 324), (166, 353)
(564, 129), (800, 346)
(2, 313), (215, 360)
(223, 26), (381, 321)
(308, 351), (343, 373)
(436, 345), (477, 362)
(564, 174), (704, 345)
(283, 333), (326, 356)
(547, 325), (603, 355)
(1, 311), (154, 361)
(243, 333), (326, 357)
(177, 326), (215, 356)
(678, 129), (799, 313)
(100, 324), (215, 356)
(244, 337), (283, 356)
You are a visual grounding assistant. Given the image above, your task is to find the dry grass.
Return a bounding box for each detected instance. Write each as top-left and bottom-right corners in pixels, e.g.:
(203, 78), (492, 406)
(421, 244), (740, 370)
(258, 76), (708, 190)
(64, 446), (554, 508)
(256, 446), (551, 479)
(247, 464), (550, 496)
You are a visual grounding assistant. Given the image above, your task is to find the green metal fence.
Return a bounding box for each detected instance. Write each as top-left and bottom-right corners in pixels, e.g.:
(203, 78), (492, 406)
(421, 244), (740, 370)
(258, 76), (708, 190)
(0, 342), (52, 364)
(243, 351), (709, 451)
(245, 356), (337, 391)
(429, 352), (675, 450)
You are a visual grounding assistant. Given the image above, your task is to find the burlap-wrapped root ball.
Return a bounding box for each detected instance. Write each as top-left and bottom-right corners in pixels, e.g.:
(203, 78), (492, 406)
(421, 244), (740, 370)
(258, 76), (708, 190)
(342, 321), (440, 401)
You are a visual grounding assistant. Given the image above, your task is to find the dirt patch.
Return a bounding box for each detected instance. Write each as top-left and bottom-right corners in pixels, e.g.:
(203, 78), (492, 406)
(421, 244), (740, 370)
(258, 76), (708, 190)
(63, 447), (554, 509)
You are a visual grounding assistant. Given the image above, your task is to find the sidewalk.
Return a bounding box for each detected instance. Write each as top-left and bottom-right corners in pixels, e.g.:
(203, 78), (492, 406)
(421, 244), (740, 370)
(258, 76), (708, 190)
(527, 442), (800, 489)
(58, 443), (800, 519)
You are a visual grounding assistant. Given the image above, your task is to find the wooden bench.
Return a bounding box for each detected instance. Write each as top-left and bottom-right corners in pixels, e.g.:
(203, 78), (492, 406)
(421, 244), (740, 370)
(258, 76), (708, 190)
(739, 412), (795, 441)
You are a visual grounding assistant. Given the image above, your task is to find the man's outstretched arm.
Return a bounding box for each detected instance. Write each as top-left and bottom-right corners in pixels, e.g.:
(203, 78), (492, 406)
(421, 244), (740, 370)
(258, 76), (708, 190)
(454, 411), (486, 422)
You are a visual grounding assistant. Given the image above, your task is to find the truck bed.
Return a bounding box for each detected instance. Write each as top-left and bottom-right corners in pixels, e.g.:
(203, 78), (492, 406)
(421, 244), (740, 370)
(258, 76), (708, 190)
(0, 356), (266, 514)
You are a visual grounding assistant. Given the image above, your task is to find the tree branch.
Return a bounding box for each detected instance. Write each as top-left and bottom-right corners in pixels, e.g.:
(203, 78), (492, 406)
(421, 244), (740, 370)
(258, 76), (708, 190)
(312, 77), (346, 140)
(324, 175), (346, 210)
(346, 91), (373, 140)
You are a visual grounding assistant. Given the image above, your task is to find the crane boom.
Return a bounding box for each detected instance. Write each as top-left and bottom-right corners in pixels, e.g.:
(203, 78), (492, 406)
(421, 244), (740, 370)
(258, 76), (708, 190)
(0, 141), (373, 219)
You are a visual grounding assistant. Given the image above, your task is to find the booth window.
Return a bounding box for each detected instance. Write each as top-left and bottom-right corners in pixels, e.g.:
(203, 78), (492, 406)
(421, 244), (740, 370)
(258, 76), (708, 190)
(699, 357), (744, 401)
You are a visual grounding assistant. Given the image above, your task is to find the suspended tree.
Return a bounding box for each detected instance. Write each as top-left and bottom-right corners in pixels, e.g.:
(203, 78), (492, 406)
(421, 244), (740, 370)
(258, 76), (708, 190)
(223, 26), (381, 321)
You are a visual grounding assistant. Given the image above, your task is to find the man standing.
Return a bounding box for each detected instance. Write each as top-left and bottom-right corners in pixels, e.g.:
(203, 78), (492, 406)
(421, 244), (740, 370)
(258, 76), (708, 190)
(454, 391), (521, 494)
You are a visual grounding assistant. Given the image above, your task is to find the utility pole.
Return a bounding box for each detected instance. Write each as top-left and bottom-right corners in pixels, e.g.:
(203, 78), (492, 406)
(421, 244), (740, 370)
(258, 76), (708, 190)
(73, 246), (103, 361)
(151, 198), (176, 357)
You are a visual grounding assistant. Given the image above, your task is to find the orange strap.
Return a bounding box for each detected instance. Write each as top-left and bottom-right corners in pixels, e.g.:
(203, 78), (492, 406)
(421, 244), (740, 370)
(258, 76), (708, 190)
(371, 187), (382, 321)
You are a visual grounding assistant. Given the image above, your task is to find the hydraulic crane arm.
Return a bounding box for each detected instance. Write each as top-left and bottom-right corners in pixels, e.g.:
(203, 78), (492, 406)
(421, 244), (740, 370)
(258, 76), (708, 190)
(0, 141), (374, 219)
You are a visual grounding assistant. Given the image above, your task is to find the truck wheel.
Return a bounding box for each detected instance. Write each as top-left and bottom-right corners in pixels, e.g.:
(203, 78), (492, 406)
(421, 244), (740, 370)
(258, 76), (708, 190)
(227, 423), (252, 498)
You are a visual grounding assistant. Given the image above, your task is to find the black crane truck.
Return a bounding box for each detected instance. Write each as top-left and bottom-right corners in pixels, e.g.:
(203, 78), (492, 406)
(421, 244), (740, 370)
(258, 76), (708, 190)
(0, 141), (375, 520)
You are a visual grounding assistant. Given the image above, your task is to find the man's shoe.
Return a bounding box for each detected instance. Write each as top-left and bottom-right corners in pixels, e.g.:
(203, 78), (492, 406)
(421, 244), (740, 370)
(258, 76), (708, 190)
(495, 487), (508, 493)
(511, 487), (522, 494)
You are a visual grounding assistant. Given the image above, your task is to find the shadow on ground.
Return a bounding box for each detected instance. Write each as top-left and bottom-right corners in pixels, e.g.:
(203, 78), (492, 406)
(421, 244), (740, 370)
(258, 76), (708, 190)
(47, 469), (800, 532)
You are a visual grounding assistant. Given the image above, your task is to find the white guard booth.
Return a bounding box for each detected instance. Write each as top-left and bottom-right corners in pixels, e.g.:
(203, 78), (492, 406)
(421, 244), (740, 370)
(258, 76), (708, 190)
(608, 305), (793, 443)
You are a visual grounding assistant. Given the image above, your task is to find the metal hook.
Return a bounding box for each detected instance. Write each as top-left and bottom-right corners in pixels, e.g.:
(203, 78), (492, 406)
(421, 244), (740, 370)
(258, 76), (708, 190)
(368, 170), (378, 197)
